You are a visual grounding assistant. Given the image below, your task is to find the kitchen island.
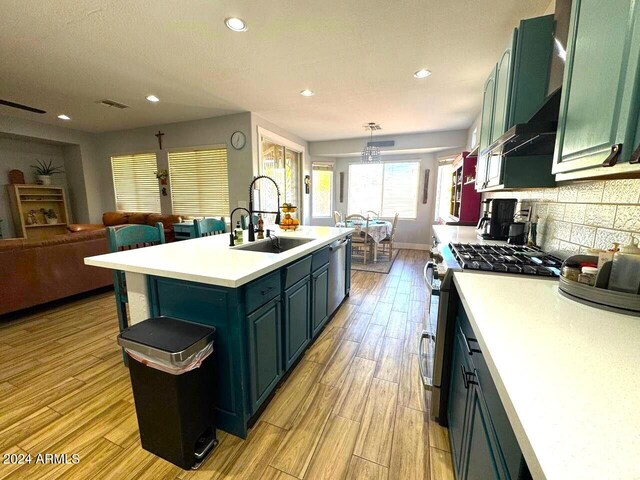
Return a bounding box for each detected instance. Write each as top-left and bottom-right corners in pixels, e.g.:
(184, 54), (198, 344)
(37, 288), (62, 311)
(85, 226), (353, 438)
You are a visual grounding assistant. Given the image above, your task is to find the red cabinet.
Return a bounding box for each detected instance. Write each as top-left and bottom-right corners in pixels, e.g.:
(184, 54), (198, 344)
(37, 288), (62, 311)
(448, 152), (482, 225)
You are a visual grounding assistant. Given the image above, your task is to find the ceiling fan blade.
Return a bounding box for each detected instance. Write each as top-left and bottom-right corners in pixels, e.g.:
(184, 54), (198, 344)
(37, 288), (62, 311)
(0, 99), (46, 114)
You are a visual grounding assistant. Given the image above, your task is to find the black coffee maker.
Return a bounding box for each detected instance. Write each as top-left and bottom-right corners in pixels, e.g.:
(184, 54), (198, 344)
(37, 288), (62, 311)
(477, 199), (517, 240)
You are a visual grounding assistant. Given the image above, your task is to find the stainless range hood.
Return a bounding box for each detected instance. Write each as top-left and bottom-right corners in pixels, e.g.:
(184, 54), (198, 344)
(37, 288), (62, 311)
(482, 87), (561, 159)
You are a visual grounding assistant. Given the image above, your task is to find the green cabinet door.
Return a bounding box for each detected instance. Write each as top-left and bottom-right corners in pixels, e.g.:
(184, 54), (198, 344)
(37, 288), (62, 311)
(554, 0), (640, 180)
(247, 297), (282, 413)
(283, 277), (311, 370)
(476, 65), (498, 190)
(311, 264), (329, 338)
(464, 381), (508, 480)
(492, 30), (517, 140)
(448, 327), (471, 477)
(486, 31), (517, 189)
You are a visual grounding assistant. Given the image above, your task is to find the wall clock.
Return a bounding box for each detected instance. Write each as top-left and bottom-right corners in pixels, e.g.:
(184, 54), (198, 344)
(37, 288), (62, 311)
(231, 131), (247, 150)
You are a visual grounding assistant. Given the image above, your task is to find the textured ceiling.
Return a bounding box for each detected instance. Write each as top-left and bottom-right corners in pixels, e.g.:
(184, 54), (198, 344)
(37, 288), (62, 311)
(0, 0), (550, 140)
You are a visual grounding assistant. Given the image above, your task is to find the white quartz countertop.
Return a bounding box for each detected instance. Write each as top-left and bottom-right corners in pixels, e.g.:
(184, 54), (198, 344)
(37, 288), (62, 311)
(453, 272), (640, 480)
(432, 224), (508, 246)
(85, 226), (353, 288)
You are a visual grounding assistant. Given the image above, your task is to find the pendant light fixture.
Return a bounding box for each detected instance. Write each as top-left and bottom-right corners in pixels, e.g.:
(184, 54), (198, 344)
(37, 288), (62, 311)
(361, 122), (382, 163)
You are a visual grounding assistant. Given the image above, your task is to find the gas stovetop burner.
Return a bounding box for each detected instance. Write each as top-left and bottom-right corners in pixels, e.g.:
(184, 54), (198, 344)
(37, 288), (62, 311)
(449, 243), (562, 277)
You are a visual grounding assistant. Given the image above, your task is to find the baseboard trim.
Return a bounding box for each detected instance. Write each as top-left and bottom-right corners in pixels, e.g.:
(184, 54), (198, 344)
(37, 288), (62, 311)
(394, 242), (431, 251)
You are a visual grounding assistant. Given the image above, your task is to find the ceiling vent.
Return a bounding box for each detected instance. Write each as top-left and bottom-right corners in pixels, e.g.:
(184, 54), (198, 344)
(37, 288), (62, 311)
(369, 140), (395, 148)
(96, 99), (129, 109)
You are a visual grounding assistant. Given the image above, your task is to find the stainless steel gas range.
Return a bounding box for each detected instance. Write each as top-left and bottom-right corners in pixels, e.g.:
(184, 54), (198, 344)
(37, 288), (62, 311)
(419, 240), (562, 423)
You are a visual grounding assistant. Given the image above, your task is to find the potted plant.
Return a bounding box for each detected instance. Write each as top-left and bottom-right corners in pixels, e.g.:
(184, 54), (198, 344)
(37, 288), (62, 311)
(31, 160), (64, 185)
(40, 208), (58, 224)
(155, 169), (169, 185)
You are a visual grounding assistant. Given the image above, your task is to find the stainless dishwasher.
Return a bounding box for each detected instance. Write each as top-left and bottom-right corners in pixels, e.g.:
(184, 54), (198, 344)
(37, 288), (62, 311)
(327, 237), (348, 315)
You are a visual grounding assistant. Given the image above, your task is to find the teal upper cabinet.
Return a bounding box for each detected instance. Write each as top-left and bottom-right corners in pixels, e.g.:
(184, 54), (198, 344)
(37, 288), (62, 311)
(553, 0), (640, 180)
(477, 15), (556, 191)
(476, 65), (497, 191)
(492, 30), (517, 140)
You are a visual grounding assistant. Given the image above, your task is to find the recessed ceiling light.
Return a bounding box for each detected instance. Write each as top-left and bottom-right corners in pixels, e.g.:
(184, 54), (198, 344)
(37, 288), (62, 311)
(146, 95), (160, 103)
(225, 17), (247, 32)
(300, 89), (315, 97)
(57, 114), (71, 120)
(414, 69), (432, 79)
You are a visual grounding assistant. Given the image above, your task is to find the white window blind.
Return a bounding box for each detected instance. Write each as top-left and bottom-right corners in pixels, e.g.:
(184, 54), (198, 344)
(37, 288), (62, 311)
(381, 162), (420, 218)
(111, 153), (160, 212)
(348, 162), (420, 219)
(168, 146), (230, 216)
(348, 163), (383, 217)
(312, 163), (333, 218)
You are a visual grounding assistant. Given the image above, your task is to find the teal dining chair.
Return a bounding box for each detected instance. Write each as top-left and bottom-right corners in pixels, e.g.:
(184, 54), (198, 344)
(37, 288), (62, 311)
(107, 222), (165, 334)
(193, 217), (226, 237)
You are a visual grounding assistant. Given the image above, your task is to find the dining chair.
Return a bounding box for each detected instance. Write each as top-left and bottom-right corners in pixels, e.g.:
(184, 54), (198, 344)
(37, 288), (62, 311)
(107, 222), (165, 334)
(346, 214), (366, 221)
(366, 210), (379, 219)
(379, 212), (400, 259)
(349, 216), (374, 264)
(333, 211), (342, 225)
(193, 217), (226, 237)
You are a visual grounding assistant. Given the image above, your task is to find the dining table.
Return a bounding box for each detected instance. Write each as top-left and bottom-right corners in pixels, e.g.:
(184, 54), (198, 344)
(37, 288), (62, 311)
(336, 219), (393, 262)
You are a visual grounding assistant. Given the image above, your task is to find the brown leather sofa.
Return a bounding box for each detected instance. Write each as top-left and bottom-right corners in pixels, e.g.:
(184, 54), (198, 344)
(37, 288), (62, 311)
(68, 211), (183, 242)
(0, 230), (113, 316)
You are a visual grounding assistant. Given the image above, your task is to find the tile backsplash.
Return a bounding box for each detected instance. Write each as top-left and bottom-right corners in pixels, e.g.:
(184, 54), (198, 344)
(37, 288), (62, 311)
(484, 179), (640, 258)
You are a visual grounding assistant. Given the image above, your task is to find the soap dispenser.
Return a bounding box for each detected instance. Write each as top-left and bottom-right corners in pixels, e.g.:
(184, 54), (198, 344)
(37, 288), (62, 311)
(609, 239), (640, 294)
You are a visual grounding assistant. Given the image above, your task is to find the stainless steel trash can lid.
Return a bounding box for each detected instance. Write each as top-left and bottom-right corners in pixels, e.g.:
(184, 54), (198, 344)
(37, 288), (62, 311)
(117, 316), (216, 363)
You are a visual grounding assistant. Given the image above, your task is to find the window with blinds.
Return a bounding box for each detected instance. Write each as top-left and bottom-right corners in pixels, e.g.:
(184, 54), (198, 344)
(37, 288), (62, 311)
(111, 153), (160, 212)
(312, 163), (333, 218)
(348, 161), (420, 219)
(168, 146), (230, 217)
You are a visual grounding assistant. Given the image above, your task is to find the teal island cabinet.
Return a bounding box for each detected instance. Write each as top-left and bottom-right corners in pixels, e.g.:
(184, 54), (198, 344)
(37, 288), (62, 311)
(85, 227), (353, 438)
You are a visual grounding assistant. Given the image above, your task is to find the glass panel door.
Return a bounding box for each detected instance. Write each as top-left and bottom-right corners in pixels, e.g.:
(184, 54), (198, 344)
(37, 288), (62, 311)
(260, 137), (301, 224)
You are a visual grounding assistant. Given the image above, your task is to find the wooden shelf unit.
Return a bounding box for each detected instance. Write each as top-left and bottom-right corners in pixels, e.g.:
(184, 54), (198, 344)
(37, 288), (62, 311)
(7, 184), (70, 239)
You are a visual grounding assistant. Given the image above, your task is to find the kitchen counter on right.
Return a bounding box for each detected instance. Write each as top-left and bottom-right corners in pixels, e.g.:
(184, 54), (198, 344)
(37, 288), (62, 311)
(453, 271), (640, 480)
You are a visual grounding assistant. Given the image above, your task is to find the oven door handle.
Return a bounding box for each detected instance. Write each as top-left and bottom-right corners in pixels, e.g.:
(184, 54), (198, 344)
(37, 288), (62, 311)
(418, 330), (435, 389)
(423, 262), (439, 296)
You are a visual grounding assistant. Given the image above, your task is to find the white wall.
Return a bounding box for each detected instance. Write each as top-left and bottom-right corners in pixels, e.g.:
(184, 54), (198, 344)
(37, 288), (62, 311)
(0, 115), (99, 223)
(0, 136), (70, 237)
(93, 113), (253, 216)
(332, 153), (439, 248)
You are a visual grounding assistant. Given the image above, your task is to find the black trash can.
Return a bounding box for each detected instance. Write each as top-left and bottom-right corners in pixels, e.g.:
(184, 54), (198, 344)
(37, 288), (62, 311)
(117, 316), (218, 470)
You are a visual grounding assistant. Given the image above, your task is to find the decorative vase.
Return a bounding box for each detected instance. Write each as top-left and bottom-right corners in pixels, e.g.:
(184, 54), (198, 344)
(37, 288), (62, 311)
(38, 175), (52, 185)
(46, 217), (58, 225)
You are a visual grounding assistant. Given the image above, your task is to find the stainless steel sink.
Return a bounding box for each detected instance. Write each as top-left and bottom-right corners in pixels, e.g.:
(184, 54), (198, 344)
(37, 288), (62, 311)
(233, 237), (313, 254)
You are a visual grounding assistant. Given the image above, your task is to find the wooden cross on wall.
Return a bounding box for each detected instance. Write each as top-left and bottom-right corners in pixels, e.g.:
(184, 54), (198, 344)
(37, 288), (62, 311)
(155, 130), (165, 150)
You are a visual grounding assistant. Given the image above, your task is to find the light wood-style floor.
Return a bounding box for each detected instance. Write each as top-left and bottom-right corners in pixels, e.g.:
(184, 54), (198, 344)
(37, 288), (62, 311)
(0, 249), (454, 480)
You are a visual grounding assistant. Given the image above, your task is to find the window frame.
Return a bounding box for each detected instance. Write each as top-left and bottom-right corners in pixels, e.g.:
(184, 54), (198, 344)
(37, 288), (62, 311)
(110, 151), (161, 213)
(347, 160), (421, 220)
(311, 163), (334, 218)
(257, 126), (306, 219)
(167, 144), (230, 217)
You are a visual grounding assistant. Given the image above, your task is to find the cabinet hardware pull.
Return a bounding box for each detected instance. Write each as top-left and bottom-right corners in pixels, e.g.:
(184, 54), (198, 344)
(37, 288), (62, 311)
(461, 365), (469, 389)
(418, 331), (434, 389)
(630, 143), (640, 165)
(466, 370), (478, 386)
(461, 333), (482, 356)
(261, 286), (273, 295)
(602, 143), (623, 167)
(467, 338), (482, 354)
